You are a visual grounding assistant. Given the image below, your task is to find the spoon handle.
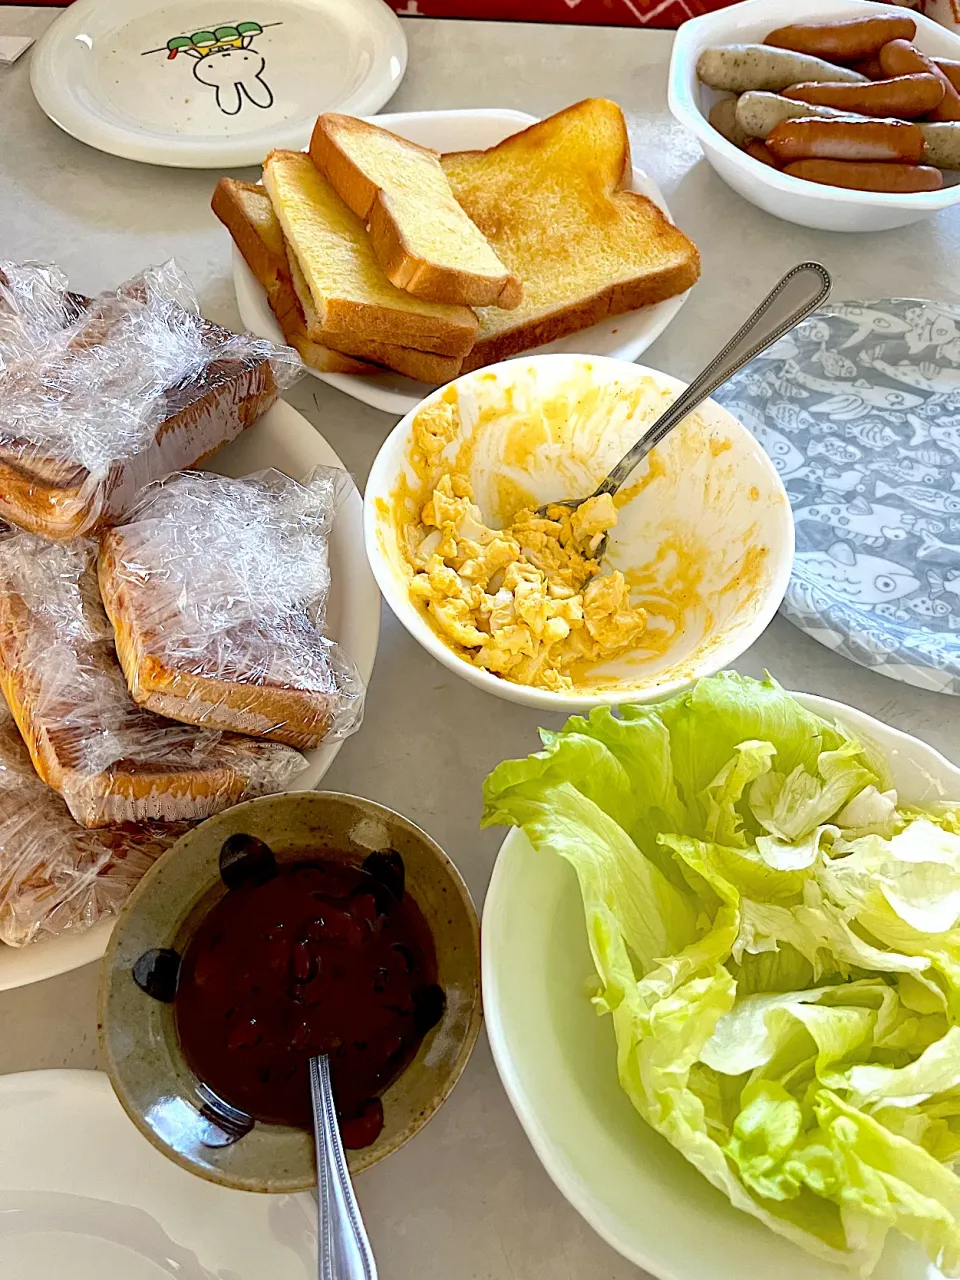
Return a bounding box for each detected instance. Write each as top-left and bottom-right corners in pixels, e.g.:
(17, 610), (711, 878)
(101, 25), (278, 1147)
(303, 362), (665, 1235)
(593, 261), (832, 500)
(310, 1055), (378, 1280)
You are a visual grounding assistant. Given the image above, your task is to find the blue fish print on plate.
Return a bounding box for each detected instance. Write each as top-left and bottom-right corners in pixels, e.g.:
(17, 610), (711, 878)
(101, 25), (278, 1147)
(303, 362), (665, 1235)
(716, 299), (960, 696)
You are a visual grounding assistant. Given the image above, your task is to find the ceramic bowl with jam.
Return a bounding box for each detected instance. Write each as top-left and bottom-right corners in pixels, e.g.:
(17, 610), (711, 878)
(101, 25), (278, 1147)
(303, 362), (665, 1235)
(99, 790), (482, 1192)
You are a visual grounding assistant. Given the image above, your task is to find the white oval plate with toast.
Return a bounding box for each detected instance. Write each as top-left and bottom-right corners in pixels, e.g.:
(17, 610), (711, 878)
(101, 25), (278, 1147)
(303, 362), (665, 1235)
(234, 108), (694, 416)
(0, 398), (380, 993)
(31, 0), (407, 168)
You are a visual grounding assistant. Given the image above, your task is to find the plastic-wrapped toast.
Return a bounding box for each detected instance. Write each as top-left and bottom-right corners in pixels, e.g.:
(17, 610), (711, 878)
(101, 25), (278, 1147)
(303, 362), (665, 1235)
(0, 525), (308, 828)
(0, 705), (188, 947)
(99, 467), (365, 749)
(0, 260), (300, 539)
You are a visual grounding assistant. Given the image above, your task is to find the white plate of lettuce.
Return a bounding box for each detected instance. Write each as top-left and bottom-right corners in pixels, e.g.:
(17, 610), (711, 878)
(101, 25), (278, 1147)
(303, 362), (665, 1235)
(482, 675), (960, 1280)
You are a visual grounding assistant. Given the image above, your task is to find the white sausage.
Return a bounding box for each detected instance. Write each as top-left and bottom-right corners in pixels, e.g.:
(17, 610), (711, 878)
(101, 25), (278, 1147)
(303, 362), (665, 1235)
(735, 91), (852, 139)
(697, 45), (868, 94)
(919, 122), (960, 170)
(709, 97), (753, 147)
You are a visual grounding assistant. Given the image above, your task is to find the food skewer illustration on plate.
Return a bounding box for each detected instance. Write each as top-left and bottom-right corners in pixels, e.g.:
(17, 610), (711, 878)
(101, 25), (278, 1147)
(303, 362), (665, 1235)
(143, 21), (279, 116)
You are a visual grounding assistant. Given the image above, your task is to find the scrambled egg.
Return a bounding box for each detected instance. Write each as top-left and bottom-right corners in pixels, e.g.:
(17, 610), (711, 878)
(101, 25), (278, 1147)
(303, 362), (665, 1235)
(401, 400), (648, 692)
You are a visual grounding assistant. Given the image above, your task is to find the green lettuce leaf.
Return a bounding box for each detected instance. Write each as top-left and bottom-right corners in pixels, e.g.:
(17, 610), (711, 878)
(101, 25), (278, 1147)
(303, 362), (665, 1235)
(482, 674), (960, 1275)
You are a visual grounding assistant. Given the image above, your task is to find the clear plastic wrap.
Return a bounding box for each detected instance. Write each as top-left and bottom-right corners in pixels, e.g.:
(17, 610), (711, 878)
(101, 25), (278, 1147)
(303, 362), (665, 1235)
(98, 467), (365, 749)
(0, 524), (308, 828)
(0, 259), (301, 540)
(0, 705), (188, 947)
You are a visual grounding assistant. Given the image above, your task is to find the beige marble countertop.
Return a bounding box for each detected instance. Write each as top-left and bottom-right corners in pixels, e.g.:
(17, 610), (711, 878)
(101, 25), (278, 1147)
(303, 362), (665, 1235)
(0, 6), (959, 1278)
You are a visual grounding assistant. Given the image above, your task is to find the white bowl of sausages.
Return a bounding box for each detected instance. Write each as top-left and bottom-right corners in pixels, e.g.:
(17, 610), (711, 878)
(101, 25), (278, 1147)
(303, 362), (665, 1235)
(669, 0), (960, 231)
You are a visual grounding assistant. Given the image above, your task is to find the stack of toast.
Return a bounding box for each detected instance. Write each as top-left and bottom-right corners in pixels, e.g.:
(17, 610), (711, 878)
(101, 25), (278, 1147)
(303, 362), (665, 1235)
(212, 98), (700, 383)
(0, 260), (361, 946)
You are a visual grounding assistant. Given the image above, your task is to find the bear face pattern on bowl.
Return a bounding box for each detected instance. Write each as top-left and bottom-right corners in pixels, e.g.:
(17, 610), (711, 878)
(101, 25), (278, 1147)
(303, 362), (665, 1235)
(99, 791), (481, 1193)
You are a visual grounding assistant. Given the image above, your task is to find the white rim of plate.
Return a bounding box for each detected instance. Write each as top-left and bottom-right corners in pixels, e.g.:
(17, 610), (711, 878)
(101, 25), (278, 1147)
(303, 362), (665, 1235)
(0, 1070), (314, 1277)
(232, 107), (692, 415)
(0, 399), (380, 993)
(30, 0), (408, 168)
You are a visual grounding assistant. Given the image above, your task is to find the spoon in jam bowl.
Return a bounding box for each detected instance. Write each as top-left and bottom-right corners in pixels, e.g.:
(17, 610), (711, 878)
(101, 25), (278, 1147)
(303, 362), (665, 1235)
(536, 261), (832, 564)
(310, 1053), (378, 1280)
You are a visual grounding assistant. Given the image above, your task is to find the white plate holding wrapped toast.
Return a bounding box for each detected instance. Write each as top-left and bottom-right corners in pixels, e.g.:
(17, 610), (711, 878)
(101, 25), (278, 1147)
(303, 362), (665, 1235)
(0, 398), (379, 991)
(0, 261), (379, 990)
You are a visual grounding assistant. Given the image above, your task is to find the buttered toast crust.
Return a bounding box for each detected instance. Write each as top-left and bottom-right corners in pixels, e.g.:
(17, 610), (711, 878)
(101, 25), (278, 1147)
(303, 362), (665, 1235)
(441, 99), (700, 370)
(262, 150), (478, 358)
(311, 113), (522, 310)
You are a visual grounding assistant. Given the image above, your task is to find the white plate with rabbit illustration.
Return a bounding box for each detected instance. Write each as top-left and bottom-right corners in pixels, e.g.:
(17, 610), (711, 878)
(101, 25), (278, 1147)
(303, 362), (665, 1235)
(715, 299), (960, 696)
(30, 0), (407, 168)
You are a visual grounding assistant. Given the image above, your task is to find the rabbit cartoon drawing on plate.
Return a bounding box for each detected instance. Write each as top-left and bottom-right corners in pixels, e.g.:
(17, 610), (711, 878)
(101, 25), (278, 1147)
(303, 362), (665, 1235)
(147, 21), (277, 116)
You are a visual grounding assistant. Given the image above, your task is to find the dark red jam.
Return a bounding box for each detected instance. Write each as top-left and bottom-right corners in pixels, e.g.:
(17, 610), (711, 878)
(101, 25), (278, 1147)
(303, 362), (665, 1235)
(174, 850), (441, 1147)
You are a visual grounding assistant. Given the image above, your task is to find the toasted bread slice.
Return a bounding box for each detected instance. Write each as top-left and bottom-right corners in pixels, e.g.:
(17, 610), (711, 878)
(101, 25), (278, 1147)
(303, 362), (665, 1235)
(213, 174), (463, 384)
(0, 266), (283, 539)
(211, 178), (377, 376)
(440, 99), (700, 371)
(285, 250), (461, 384)
(98, 469), (364, 751)
(262, 151), (478, 359)
(0, 530), (305, 827)
(0, 700), (189, 947)
(211, 178), (449, 379)
(212, 175), (289, 296)
(311, 114), (522, 310)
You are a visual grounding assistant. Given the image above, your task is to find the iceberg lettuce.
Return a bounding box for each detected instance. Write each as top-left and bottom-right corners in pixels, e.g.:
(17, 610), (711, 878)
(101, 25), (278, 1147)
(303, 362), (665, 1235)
(483, 674), (960, 1275)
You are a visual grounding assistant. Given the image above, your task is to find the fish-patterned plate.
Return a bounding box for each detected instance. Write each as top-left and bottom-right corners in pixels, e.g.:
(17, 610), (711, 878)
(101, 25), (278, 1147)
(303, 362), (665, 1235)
(716, 299), (960, 695)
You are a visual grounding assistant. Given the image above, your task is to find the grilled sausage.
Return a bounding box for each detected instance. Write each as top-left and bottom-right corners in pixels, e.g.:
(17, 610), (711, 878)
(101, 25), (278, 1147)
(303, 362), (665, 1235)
(850, 55), (885, 80)
(784, 159), (943, 191)
(764, 16), (916, 61)
(781, 73), (944, 118)
(879, 41), (960, 122)
(766, 117), (925, 164)
(743, 138), (781, 167)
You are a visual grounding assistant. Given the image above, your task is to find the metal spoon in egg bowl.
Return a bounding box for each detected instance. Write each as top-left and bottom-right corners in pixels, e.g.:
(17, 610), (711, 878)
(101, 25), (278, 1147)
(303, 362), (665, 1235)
(538, 261), (832, 564)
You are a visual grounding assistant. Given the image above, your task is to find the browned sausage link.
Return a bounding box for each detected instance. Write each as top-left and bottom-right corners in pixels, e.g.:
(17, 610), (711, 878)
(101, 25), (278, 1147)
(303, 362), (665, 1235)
(935, 59), (960, 93)
(764, 16), (916, 62)
(784, 159), (944, 192)
(766, 117), (925, 164)
(743, 138), (780, 168)
(782, 74), (944, 118)
(879, 40), (960, 122)
(850, 55), (885, 80)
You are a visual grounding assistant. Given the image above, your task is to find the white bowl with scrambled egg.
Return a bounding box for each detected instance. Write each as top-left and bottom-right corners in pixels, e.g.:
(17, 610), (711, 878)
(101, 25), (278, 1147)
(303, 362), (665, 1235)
(363, 355), (794, 709)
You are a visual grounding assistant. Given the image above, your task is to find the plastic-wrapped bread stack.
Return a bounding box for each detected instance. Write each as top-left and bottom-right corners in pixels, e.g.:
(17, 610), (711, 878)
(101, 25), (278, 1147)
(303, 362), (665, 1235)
(0, 259), (300, 539)
(0, 259), (367, 950)
(98, 468), (365, 749)
(0, 525), (309, 828)
(0, 703), (188, 948)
